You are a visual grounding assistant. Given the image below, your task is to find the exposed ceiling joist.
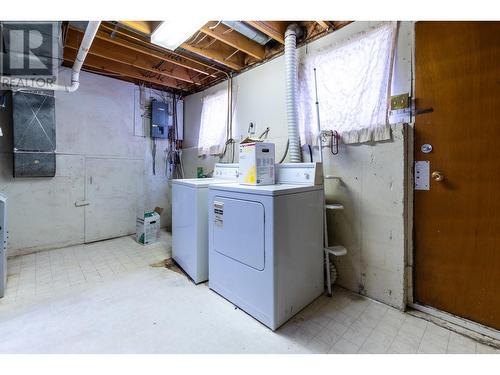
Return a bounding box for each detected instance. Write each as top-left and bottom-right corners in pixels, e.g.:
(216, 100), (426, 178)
(200, 23), (266, 60)
(99, 22), (230, 79)
(245, 21), (288, 44)
(63, 49), (189, 91)
(180, 43), (244, 71)
(332, 21), (353, 29)
(74, 26), (220, 79)
(61, 20), (352, 94)
(66, 28), (200, 86)
(119, 21), (160, 35)
(316, 21), (331, 30)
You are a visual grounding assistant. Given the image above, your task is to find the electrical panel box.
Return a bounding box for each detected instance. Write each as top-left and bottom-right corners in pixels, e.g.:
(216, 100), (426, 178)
(12, 91), (56, 177)
(150, 99), (170, 139)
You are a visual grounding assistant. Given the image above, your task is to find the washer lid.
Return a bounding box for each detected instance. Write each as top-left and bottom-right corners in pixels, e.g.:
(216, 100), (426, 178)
(172, 178), (233, 188)
(208, 182), (323, 196)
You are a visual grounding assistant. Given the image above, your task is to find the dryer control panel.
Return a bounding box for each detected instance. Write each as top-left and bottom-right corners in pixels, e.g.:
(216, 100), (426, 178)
(276, 163), (323, 186)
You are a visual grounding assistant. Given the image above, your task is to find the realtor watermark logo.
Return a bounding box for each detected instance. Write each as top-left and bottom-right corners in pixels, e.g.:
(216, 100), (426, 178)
(0, 22), (59, 87)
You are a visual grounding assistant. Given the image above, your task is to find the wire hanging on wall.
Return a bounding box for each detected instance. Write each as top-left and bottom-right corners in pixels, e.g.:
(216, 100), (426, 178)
(166, 93), (184, 179)
(320, 130), (340, 156)
(152, 138), (157, 175)
(217, 75), (235, 164)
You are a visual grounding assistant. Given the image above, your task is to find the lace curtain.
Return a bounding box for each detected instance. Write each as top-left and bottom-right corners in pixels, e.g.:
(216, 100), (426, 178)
(198, 89), (229, 156)
(298, 22), (398, 145)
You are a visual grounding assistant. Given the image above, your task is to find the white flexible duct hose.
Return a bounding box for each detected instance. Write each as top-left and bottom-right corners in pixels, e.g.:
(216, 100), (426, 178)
(0, 21), (101, 92)
(285, 25), (302, 163)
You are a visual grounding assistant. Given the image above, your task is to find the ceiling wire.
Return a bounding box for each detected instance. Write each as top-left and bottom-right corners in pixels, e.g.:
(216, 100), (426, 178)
(224, 49), (239, 61)
(193, 34), (208, 46)
(81, 66), (125, 77)
(186, 31), (203, 45)
(204, 38), (217, 49)
(209, 21), (221, 30)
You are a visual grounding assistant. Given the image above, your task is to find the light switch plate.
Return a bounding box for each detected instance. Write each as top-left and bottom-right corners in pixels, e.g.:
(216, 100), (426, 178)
(415, 161), (430, 190)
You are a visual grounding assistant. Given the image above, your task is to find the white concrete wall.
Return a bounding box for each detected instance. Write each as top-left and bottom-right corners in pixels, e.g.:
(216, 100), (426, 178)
(182, 21), (413, 309)
(0, 69), (172, 257)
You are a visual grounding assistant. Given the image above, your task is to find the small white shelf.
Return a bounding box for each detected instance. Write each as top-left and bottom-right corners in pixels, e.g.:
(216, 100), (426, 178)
(325, 246), (347, 257)
(325, 203), (344, 210)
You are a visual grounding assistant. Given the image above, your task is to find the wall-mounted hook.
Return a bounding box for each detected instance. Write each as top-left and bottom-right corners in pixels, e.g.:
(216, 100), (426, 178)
(248, 122), (256, 135)
(320, 130), (340, 155)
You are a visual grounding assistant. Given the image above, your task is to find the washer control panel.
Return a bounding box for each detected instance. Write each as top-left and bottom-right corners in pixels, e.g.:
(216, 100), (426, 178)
(214, 163), (239, 180)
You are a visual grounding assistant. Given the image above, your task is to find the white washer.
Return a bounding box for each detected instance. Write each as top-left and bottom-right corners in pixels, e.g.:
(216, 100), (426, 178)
(208, 163), (324, 330)
(172, 163), (238, 283)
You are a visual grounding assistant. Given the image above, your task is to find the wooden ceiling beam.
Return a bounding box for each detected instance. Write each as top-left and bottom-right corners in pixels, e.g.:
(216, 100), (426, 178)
(65, 40), (195, 88)
(119, 21), (156, 35)
(99, 22), (227, 77)
(200, 23), (266, 60)
(245, 21), (289, 44)
(118, 21), (162, 35)
(331, 21), (353, 29)
(68, 26), (219, 79)
(316, 21), (331, 30)
(63, 48), (188, 91)
(180, 43), (244, 71)
(66, 28), (200, 85)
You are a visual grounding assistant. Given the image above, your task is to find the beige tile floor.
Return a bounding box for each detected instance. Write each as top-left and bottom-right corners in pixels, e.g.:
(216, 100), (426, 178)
(0, 231), (498, 354)
(2, 232), (169, 304)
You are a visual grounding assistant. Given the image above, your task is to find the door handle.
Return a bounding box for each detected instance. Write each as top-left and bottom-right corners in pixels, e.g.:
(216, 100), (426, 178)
(75, 200), (90, 207)
(415, 107), (434, 115)
(432, 171), (444, 182)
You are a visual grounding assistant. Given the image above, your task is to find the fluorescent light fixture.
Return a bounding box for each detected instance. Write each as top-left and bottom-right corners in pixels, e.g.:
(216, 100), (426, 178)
(151, 20), (206, 51)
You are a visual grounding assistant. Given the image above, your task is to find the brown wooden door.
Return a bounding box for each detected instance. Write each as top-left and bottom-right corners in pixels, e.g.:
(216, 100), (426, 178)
(414, 21), (500, 330)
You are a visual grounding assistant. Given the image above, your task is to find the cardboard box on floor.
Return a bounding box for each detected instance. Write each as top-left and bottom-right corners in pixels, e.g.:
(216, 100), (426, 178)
(136, 207), (162, 245)
(238, 137), (275, 185)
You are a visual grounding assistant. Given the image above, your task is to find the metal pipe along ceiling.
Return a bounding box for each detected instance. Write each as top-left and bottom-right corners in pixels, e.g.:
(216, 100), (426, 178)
(221, 21), (272, 45)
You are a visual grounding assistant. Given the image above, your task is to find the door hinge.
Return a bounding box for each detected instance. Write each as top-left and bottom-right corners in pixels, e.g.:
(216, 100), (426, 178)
(390, 93), (410, 110)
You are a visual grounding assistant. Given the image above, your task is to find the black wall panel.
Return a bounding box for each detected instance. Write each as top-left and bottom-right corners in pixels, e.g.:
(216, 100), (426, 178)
(12, 91), (56, 177)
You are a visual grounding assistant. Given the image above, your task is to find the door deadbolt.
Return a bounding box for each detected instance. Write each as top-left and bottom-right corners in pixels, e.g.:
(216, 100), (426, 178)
(421, 144), (433, 153)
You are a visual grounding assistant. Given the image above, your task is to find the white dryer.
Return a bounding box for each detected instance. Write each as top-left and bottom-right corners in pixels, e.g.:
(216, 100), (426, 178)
(172, 163), (238, 283)
(208, 163), (324, 330)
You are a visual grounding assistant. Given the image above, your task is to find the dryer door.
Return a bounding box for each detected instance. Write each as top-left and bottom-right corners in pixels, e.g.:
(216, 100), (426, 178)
(212, 197), (265, 271)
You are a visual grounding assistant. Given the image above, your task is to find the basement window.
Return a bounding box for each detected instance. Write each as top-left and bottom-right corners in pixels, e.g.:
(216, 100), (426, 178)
(298, 22), (397, 144)
(198, 89), (230, 156)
